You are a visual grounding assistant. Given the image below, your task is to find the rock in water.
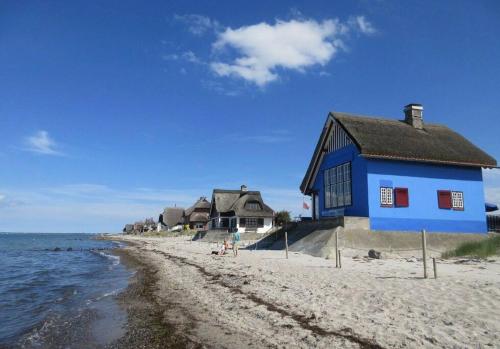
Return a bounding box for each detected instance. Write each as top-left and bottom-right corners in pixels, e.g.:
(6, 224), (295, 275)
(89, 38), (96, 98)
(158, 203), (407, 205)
(54, 247), (61, 252)
(368, 249), (381, 259)
(67, 247), (73, 251)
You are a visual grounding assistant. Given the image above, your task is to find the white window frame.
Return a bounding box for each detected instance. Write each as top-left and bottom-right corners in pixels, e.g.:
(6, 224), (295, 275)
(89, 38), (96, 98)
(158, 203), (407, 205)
(451, 191), (464, 210)
(246, 218), (258, 228)
(380, 187), (393, 207)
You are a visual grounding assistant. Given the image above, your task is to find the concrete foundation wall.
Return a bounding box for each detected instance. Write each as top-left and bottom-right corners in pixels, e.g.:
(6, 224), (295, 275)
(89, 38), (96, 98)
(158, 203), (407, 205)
(277, 221), (489, 259)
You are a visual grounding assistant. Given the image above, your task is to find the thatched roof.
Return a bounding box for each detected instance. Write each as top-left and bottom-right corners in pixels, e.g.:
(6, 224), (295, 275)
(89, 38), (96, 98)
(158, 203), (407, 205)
(301, 111), (497, 194)
(185, 197), (211, 216)
(189, 212), (210, 223)
(334, 112), (496, 167)
(210, 189), (274, 218)
(163, 207), (184, 227)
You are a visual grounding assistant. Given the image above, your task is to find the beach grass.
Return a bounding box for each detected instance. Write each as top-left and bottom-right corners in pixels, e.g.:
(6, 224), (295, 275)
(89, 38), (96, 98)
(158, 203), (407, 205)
(442, 235), (500, 259)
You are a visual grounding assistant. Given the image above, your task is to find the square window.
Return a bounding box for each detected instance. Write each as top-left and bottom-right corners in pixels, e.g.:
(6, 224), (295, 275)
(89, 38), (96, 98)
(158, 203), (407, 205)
(451, 191), (464, 210)
(394, 188), (409, 207)
(437, 190), (452, 209)
(380, 187), (393, 207)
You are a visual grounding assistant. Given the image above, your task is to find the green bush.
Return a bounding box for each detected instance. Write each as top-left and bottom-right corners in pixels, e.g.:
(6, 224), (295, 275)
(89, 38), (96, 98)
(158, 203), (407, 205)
(275, 210), (291, 226)
(442, 235), (500, 259)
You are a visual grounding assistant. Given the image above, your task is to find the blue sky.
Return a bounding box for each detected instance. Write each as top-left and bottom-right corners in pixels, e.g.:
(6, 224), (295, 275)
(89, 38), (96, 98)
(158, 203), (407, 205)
(1, 0), (499, 233)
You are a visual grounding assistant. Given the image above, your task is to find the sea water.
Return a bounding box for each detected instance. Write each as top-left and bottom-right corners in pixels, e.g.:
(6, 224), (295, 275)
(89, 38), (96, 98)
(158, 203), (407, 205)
(0, 233), (132, 348)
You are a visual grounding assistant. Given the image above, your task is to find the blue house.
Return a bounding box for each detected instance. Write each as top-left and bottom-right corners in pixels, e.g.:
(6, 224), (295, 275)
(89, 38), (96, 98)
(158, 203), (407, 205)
(300, 104), (497, 233)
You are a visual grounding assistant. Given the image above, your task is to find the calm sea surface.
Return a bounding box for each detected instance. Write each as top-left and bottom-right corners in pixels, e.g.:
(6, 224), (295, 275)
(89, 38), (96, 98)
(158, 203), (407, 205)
(0, 233), (132, 348)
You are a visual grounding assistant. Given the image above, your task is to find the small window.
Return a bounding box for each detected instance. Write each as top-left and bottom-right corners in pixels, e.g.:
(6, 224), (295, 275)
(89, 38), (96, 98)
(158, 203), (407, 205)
(257, 218), (264, 227)
(239, 218), (246, 227)
(394, 188), (409, 207)
(452, 191), (464, 210)
(245, 201), (261, 210)
(246, 218), (258, 228)
(437, 190), (452, 209)
(380, 187), (393, 207)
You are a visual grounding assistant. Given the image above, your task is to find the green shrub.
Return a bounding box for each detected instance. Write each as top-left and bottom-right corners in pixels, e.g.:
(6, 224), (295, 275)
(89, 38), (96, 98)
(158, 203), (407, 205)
(275, 210), (291, 226)
(442, 235), (500, 259)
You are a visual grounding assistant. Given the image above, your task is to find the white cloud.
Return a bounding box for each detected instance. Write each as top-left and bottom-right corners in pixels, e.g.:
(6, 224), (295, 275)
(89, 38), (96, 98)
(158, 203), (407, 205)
(173, 14), (220, 35)
(485, 187), (500, 205)
(350, 15), (376, 34)
(25, 130), (63, 155)
(210, 17), (375, 86)
(484, 169), (500, 207)
(483, 168), (500, 182)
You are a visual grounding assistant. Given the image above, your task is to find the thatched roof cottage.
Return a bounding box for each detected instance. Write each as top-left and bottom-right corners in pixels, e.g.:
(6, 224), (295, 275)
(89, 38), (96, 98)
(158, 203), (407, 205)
(184, 197), (210, 231)
(209, 185), (274, 234)
(300, 103), (497, 233)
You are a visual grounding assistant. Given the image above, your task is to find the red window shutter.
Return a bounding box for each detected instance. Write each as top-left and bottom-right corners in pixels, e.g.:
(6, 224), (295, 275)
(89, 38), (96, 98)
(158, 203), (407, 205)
(438, 190), (452, 209)
(394, 188), (409, 207)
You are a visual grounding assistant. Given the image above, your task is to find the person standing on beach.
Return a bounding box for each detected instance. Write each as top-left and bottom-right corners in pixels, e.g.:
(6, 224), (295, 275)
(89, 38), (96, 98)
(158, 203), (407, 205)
(231, 228), (241, 257)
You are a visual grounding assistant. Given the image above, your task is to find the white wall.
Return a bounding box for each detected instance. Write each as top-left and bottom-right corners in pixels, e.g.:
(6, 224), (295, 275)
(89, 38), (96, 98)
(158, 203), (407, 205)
(237, 217), (273, 234)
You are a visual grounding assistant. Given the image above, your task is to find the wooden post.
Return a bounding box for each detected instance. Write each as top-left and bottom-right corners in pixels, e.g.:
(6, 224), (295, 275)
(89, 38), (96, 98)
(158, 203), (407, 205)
(433, 257), (437, 279)
(285, 231), (289, 259)
(421, 229), (428, 279)
(335, 228), (339, 268)
(338, 250), (342, 269)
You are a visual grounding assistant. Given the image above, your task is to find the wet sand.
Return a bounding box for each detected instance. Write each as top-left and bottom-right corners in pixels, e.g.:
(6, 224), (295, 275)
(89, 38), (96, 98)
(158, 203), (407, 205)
(106, 245), (201, 349)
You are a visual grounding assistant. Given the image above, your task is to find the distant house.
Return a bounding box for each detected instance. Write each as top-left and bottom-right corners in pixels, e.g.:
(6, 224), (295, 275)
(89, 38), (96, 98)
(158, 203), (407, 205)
(133, 222), (144, 234)
(209, 185), (274, 233)
(300, 104), (497, 233)
(143, 217), (157, 232)
(123, 224), (134, 234)
(161, 207), (184, 231)
(184, 197), (210, 231)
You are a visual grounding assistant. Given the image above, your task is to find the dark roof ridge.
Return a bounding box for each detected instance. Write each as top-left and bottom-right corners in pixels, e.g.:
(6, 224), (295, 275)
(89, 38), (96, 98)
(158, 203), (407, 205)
(213, 189), (261, 194)
(332, 110), (449, 128)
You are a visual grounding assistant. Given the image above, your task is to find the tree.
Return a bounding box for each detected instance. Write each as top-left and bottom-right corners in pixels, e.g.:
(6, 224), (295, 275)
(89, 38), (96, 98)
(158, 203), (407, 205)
(275, 210), (291, 226)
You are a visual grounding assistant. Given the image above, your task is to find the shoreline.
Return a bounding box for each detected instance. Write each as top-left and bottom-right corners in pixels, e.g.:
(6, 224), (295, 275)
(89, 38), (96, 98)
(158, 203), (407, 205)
(106, 242), (200, 349)
(105, 235), (500, 349)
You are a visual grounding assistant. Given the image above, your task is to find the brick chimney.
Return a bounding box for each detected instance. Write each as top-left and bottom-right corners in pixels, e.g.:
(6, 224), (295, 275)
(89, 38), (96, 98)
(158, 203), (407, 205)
(404, 103), (424, 129)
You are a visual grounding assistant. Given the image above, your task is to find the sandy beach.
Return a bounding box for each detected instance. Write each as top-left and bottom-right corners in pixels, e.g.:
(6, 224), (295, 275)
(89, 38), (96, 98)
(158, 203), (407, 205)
(110, 235), (500, 349)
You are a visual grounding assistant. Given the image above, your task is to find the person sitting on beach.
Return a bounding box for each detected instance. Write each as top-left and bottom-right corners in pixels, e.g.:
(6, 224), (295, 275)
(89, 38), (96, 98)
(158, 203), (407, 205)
(218, 239), (229, 255)
(231, 228), (241, 257)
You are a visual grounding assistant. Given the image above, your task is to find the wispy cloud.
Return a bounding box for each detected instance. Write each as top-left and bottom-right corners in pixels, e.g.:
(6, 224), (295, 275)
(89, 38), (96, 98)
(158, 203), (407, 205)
(0, 183), (308, 232)
(24, 130), (63, 156)
(0, 184), (209, 233)
(162, 50), (204, 65)
(349, 15), (377, 35)
(257, 186), (309, 217)
(173, 14), (220, 36)
(210, 16), (375, 86)
(229, 130), (292, 144)
(484, 169), (500, 208)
